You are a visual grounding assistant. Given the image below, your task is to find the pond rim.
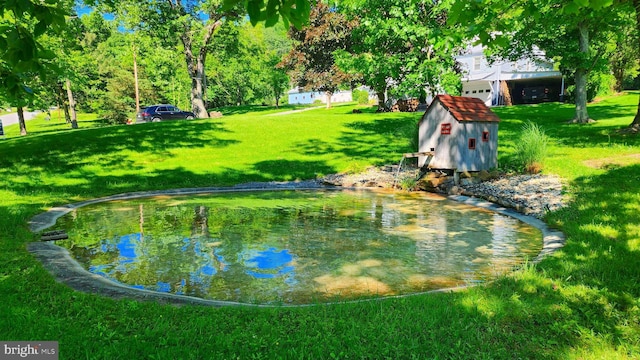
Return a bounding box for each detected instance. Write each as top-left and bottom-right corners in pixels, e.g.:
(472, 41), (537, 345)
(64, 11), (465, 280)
(26, 182), (565, 308)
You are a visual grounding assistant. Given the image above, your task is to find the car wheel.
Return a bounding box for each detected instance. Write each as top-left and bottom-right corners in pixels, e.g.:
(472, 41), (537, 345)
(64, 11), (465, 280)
(151, 117), (161, 122)
(186, 115), (194, 120)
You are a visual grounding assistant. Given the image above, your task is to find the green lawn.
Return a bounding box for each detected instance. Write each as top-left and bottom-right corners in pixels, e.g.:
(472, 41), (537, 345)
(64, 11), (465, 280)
(0, 94), (639, 359)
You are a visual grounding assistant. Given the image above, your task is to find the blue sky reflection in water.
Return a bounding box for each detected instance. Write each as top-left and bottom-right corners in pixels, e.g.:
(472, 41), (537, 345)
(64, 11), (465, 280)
(54, 190), (542, 305)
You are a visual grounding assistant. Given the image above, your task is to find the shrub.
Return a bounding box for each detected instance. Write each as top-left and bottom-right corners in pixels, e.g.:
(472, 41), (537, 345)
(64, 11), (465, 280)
(352, 89), (370, 105)
(514, 121), (549, 174)
(564, 71), (616, 102)
(398, 176), (418, 191)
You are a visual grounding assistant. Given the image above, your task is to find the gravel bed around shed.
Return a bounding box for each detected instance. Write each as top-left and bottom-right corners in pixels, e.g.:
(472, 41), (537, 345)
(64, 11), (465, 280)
(321, 167), (566, 219)
(459, 174), (565, 219)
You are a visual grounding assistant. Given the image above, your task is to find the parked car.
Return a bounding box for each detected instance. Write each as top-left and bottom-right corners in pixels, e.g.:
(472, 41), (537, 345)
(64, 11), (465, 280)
(521, 86), (551, 104)
(136, 104), (196, 123)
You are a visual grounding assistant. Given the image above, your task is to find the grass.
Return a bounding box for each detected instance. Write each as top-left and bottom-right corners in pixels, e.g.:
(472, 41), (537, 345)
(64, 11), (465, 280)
(1, 93), (640, 359)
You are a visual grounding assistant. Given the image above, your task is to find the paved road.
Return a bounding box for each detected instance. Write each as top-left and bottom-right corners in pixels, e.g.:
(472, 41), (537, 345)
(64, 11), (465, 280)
(0, 110), (39, 127)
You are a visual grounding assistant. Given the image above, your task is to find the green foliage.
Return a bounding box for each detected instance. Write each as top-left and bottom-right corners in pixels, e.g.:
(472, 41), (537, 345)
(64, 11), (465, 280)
(222, 0), (310, 29)
(513, 121), (550, 173)
(564, 70), (616, 103)
(0, 0), (67, 123)
(338, 0), (462, 109)
(206, 22), (291, 108)
(397, 176), (417, 191)
(352, 89), (370, 105)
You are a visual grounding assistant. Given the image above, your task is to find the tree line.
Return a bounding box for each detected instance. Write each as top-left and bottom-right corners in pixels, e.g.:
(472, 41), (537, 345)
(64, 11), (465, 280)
(2, 0), (640, 135)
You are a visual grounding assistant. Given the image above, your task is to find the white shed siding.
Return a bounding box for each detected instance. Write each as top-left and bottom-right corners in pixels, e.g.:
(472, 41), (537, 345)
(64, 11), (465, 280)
(418, 97), (499, 171)
(454, 122), (499, 171)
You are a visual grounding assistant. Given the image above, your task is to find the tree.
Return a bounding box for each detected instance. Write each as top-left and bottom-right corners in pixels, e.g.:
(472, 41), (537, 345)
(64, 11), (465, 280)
(280, 2), (357, 108)
(88, 0), (243, 119)
(337, 0), (461, 110)
(222, 0), (310, 29)
(450, 0), (622, 124)
(0, 0), (67, 135)
(262, 23), (292, 107)
(626, 0), (640, 129)
(92, 31), (160, 123)
(609, 10), (638, 93)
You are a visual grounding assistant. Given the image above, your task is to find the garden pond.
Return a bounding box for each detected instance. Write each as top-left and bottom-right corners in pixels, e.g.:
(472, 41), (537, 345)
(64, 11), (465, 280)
(53, 189), (542, 305)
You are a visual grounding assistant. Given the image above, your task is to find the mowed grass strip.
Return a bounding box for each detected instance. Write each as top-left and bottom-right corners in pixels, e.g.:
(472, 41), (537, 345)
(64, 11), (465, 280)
(1, 95), (639, 359)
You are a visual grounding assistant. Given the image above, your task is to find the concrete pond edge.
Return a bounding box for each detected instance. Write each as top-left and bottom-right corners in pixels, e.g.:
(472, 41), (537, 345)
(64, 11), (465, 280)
(26, 182), (565, 308)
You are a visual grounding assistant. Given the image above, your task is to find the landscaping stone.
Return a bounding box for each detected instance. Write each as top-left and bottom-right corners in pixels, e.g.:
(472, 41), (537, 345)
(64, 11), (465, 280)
(320, 167), (565, 219)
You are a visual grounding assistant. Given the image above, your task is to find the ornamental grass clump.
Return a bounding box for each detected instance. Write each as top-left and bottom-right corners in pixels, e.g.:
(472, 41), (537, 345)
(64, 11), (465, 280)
(515, 121), (550, 174)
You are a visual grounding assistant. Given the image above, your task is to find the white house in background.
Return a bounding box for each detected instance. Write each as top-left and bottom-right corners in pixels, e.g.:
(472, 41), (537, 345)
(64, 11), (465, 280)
(287, 88), (369, 105)
(456, 44), (564, 106)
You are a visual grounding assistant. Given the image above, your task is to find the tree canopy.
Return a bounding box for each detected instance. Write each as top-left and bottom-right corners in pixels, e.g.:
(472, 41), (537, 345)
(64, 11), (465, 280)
(3, 0), (640, 134)
(449, 0), (631, 123)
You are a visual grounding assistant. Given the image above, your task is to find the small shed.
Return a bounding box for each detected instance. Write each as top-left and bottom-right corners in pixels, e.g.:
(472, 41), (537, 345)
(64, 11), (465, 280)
(418, 95), (500, 172)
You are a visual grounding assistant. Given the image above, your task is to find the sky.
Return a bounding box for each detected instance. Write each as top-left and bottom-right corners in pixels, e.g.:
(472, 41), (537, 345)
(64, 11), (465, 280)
(75, 4), (115, 21)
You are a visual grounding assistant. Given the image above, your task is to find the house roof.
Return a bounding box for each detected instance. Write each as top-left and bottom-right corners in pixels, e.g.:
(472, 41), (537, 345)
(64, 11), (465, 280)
(431, 95), (500, 122)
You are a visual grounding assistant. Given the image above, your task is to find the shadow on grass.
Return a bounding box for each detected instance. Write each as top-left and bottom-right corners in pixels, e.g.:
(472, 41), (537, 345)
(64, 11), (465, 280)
(253, 159), (336, 180)
(494, 98), (640, 149)
(441, 163), (640, 358)
(0, 120), (237, 178)
(290, 115), (420, 168)
(216, 104), (305, 116)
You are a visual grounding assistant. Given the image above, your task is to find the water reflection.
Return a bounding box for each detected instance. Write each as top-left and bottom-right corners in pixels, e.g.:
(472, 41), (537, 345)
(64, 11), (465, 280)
(241, 248), (296, 279)
(55, 190), (542, 305)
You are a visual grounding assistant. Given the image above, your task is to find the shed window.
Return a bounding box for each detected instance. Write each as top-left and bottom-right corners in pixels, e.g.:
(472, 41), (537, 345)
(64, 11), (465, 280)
(482, 131), (490, 142)
(441, 123), (451, 135)
(468, 138), (476, 150)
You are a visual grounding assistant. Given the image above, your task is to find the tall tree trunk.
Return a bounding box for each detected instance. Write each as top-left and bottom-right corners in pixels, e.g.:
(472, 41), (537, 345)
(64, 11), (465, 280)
(57, 82), (71, 124)
(376, 90), (386, 111)
(571, 22), (592, 123)
(178, 16), (222, 119)
(325, 91), (332, 109)
(190, 61), (208, 118)
(630, 0), (640, 127)
(66, 79), (78, 129)
(17, 106), (27, 136)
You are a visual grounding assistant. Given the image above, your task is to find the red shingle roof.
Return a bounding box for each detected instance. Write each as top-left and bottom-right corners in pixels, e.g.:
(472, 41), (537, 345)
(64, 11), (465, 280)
(433, 95), (500, 122)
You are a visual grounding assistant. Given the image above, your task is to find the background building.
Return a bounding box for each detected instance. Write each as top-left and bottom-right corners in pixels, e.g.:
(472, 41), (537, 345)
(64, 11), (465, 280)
(456, 44), (564, 106)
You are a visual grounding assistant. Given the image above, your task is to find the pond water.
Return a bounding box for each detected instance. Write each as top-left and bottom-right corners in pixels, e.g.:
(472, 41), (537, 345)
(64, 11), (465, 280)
(54, 189), (542, 305)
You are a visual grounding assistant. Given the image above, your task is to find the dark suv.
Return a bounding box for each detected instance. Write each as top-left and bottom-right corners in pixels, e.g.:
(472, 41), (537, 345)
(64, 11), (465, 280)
(521, 86), (550, 104)
(136, 104), (196, 123)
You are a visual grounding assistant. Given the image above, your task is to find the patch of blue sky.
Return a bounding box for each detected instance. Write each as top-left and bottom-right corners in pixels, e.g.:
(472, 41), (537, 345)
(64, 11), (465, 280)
(74, 4), (115, 21)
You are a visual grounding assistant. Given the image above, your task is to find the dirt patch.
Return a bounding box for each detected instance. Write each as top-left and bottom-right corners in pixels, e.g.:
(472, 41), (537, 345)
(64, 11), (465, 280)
(583, 153), (640, 169)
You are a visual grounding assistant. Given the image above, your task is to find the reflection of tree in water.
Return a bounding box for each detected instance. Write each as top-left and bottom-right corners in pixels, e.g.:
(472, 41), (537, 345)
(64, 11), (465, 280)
(55, 191), (541, 304)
